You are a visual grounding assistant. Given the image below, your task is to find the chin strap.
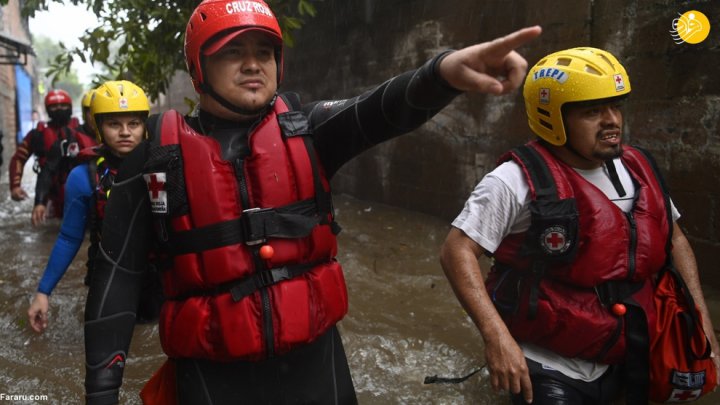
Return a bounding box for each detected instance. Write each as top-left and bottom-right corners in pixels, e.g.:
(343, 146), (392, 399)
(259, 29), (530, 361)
(200, 82), (273, 117)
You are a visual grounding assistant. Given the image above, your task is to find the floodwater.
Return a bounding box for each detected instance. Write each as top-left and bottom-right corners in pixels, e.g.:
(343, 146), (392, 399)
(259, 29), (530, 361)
(1, 166), (720, 404)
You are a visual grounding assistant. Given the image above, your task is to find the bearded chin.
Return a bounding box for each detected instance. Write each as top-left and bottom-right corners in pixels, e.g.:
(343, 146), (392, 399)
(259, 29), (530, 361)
(594, 143), (624, 161)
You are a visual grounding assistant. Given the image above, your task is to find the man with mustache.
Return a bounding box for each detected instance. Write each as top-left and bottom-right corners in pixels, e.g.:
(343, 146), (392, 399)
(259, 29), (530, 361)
(83, 0), (541, 404)
(440, 47), (720, 404)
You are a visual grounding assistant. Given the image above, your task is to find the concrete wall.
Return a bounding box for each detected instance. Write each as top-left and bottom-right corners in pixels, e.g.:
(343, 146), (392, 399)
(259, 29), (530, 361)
(153, 70), (196, 115)
(282, 0), (720, 282)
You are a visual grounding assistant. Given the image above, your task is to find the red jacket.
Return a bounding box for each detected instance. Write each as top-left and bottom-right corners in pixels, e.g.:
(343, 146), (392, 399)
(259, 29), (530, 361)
(487, 141), (670, 363)
(146, 98), (348, 361)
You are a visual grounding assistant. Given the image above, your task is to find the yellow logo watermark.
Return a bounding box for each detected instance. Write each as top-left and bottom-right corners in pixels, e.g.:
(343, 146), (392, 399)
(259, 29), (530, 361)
(671, 10), (711, 44)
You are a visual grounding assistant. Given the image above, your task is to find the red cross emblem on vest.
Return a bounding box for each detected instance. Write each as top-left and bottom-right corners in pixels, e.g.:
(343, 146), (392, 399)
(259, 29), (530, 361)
(540, 225), (571, 255)
(669, 388), (701, 402)
(143, 172), (168, 214)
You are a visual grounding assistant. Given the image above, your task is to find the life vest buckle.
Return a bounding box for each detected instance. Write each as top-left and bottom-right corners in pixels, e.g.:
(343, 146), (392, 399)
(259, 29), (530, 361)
(242, 207), (274, 245)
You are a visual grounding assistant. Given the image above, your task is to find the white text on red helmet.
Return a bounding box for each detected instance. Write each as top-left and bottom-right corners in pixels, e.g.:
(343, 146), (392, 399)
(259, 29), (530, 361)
(225, 1), (273, 18)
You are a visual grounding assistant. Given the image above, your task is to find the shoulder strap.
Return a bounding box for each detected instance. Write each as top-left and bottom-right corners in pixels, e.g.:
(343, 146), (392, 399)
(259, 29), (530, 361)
(279, 92), (302, 112)
(87, 159), (100, 238)
(507, 144), (559, 201)
(277, 94), (338, 232)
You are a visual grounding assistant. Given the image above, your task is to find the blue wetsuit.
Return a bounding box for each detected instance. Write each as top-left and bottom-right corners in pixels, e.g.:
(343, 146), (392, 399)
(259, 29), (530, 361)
(37, 163), (92, 295)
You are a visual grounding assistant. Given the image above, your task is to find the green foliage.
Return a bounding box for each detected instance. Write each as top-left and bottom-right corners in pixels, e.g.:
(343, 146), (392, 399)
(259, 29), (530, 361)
(33, 35), (84, 102)
(15, 0), (320, 101)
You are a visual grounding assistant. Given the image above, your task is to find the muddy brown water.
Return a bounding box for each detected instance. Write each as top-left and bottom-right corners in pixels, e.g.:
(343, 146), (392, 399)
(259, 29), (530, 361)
(1, 167), (719, 404)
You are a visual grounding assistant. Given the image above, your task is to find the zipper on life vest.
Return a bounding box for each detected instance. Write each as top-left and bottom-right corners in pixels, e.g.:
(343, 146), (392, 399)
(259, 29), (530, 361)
(625, 212), (637, 279)
(235, 156), (275, 358)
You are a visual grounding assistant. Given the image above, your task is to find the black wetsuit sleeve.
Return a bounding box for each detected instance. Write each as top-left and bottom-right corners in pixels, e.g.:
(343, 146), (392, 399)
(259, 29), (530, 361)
(34, 136), (64, 206)
(34, 159), (53, 206)
(84, 141), (153, 405)
(305, 50), (461, 178)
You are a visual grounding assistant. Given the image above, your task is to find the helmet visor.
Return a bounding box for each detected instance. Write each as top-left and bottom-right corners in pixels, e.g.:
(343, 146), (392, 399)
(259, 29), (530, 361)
(203, 27), (282, 56)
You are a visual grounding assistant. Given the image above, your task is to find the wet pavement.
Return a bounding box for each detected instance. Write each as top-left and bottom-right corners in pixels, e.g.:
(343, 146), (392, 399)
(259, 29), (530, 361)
(1, 164), (719, 404)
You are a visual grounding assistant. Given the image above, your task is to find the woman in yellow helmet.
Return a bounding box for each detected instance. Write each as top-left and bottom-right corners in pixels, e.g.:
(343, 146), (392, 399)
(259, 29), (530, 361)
(27, 80), (152, 333)
(79, 88), (97, 137)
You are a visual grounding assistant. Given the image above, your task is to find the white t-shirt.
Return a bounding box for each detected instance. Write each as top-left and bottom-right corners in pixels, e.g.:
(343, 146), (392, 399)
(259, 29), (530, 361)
(452, 157), (680, 382)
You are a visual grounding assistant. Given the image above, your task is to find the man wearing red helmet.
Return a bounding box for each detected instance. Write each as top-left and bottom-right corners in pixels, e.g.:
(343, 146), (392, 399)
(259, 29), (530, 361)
(83, 1), (541, 403)
(9, 89), (96, 225)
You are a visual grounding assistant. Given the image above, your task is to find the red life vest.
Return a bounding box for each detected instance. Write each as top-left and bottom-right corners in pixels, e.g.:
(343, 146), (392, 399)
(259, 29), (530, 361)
(145, 97), (348, 361)
(487, 141), (670, 364)
(32, 117), (86, 168)
(32, 119), (96, 214)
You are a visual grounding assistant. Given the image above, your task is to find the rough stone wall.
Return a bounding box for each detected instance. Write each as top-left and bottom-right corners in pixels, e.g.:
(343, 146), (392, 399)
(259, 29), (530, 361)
(283, 0), (720, 282)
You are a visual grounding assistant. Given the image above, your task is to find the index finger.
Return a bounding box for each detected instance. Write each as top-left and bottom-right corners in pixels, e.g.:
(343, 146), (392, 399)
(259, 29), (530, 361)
(487, 25), (542, 56)
(520, 369), (533, 404)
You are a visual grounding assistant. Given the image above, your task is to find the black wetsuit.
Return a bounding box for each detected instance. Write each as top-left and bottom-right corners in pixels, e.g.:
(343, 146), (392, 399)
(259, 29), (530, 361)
(84, 51), (461, 405)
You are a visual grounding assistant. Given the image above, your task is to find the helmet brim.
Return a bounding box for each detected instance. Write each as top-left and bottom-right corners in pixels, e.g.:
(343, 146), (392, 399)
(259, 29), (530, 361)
(203, 27), (282, 56)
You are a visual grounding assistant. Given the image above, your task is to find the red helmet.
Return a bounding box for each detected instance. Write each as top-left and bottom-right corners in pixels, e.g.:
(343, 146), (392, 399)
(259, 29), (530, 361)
(44, 89), (72, 107)
(184, 0), (284, 93)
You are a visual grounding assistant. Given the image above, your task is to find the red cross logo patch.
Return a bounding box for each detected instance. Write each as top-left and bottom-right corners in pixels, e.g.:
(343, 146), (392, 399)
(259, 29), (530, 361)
(143, 172), (168, 214)
(66, 142), (79, 157)
(613, 74), (626, 92)
(540, 225), (571, 255)
(668, 388), (702, 402)
(539, 88), (550, 104)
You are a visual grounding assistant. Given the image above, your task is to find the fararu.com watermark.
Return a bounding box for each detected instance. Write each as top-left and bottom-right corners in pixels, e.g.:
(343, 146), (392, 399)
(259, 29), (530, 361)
(0, 393), (49, 402)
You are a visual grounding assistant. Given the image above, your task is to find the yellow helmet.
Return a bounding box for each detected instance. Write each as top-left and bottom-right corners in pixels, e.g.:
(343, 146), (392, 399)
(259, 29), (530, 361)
(523, 47), (631, 146)
(91, 80), (150, 142)
(81, 88), (95, 110)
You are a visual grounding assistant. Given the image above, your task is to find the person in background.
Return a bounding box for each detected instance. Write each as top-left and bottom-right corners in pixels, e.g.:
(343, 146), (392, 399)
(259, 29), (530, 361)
(78, 88), (98, 137)
(9, 89), (96, 226)
(83, 1), (542, 403)
(31, 109), (41, 129)
(27, 81), (150, 334)
(440, 47), (720, 405)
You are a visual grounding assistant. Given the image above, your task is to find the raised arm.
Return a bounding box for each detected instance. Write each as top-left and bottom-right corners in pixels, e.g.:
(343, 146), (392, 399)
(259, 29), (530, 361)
(438, 26), (541, 95)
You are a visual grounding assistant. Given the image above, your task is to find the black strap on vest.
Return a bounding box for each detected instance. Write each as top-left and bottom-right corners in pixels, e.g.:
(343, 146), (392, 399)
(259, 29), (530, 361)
(279, 92), (338, 232)
(605, 159), (627, 197)
(87, 158), (100, 242)
(507, 145), (559, 318)
(166, 197), (323, 255)
(167, 260), (326, 302)
(513, 145), (557, 200)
